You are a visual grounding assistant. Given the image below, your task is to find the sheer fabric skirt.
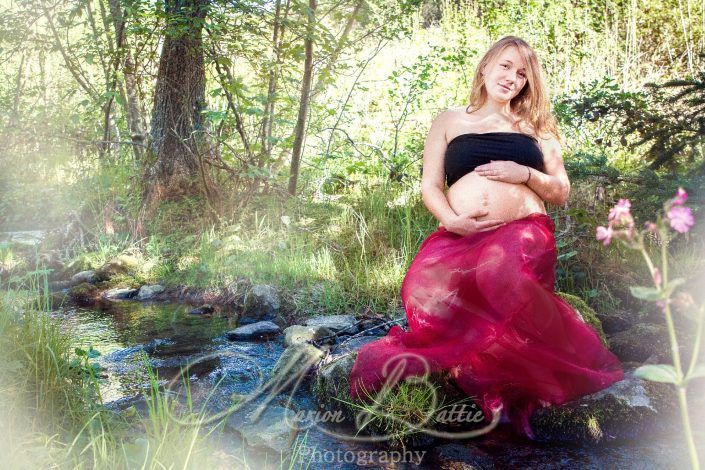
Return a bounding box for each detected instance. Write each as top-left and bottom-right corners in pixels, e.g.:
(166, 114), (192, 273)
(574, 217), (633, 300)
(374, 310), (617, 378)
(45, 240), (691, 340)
(348, 213), (624, 437)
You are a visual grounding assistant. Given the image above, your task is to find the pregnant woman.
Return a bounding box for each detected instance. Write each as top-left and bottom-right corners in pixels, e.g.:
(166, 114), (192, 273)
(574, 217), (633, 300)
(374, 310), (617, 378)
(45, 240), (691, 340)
(348, 36), (624, 438)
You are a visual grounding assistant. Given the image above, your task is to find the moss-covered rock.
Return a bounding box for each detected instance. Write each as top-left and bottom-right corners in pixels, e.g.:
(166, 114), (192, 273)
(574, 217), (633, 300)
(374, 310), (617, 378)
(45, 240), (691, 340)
(95, 255), (139, 282)
(101, 287), (139, 300)
(68, 282), (100, 305)
(530, 371), (676, 444)
(61, 254), (94, 279)
(556, 292), (608, 346)
(270, 343), (324, 385)
(313, 353), (360, 419)
(282, 324), (333, 347)
(69, 270), (96, 286)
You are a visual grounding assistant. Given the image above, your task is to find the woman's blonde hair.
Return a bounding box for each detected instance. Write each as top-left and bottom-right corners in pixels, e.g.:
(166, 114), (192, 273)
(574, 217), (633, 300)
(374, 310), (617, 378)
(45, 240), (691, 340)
(466, 36), (563, 144)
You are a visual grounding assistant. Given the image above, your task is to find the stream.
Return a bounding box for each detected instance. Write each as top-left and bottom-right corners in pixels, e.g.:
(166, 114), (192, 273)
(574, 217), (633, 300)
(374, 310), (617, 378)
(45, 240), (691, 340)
(54, 301), (703, 469)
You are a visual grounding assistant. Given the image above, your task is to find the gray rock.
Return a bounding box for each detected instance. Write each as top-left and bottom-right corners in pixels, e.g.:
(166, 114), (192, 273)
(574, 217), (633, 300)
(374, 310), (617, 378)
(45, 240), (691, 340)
(530, 371), (676, 444)
(233, 404), (299, 454)
(357, 317), (398, 336)
(102, 287), (139, 300)
(304, 314), (359, 334)
(241, 284), (280, 323)
(226, 321), (281, 341)
(608, 323), (669, 362)
(188, 304), (214, 315)
(136, 284), (165, 300)
(595, 309), (636, 334)
(313, 354), (358, 417)
(0, 230), (44, 247)
(70, 270), (97, 285)
(330, 335), (383, 360)
(270, 343), (325, 384)
(313, 332), (378, 410)
(282, 325), (333, 347)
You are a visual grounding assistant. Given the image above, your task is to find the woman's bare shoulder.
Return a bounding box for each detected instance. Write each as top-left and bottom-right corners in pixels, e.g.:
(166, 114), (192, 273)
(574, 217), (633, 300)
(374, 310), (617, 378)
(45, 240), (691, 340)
(428, 107), (465, 138)
(447, 105), (471, 116)
(435, 106), (473, 132)
(431, 106), (466, 120)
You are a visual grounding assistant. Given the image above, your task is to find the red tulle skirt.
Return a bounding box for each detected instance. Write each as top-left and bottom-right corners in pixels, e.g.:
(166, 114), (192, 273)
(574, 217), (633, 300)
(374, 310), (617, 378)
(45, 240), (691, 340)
(348, 213), (624, 437)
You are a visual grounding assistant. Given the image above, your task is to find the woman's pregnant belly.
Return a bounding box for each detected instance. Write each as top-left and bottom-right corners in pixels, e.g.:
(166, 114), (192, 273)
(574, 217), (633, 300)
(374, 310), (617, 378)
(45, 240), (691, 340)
(445, 171), (546, 224)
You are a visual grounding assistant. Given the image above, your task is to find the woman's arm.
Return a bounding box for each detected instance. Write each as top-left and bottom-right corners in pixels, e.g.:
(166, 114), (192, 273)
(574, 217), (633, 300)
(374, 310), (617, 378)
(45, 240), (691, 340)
(421, 111), (505, 236)
(421, 111), (459, 226)
(527, 136), (570, 206)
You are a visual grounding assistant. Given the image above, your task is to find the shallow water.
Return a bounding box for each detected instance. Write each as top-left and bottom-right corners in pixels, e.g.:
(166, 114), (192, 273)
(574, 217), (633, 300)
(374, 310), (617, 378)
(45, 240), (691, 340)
(55, 301), (704, 469)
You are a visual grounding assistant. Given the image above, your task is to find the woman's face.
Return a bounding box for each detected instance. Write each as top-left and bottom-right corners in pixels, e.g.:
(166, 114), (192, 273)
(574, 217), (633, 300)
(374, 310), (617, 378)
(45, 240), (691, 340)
(482, 46), (528, 102)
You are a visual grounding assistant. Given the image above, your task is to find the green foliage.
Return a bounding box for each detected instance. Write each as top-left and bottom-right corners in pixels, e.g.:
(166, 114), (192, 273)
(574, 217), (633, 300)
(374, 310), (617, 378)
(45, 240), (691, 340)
(559, 74), (705, 172)
(0, 271), (102, 436)
(124, 182), (435, 316)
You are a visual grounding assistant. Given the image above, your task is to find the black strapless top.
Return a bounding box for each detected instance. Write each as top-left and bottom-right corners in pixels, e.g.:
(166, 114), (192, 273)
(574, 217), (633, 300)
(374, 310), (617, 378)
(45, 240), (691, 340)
(444, 132), (545, 188)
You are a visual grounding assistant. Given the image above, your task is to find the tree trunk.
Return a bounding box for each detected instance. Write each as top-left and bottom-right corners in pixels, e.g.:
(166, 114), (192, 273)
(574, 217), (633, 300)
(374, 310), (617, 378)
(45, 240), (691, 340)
(262, 0), (292, 158)
(145, 0), (210, 203)
(310, 0), (363, 99)
(9, 54), (24, 128)
(107, 0), (145, 159)
(287, 0), (316, 196)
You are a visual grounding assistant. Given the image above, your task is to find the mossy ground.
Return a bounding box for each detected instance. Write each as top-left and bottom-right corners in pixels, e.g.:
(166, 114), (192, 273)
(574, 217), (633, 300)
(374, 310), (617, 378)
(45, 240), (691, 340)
(556, 291), (608, 346)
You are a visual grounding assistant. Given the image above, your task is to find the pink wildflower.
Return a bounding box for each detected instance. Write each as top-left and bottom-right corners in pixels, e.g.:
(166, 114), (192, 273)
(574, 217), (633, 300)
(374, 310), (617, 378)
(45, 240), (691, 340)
(644, 221), (657, 233)
(667, 205), (695, 233)
(608, 199), (632, 223)
(596, 225), (613, 245)
(673, 187), (688, 205)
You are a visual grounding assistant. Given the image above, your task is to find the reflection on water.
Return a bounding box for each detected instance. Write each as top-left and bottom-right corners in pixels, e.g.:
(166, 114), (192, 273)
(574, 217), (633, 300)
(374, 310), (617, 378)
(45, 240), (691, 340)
(55, 302), (282, 404)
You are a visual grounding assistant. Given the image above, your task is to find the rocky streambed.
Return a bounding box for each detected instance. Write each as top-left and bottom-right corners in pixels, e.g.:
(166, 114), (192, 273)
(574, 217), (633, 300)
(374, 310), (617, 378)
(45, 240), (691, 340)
(45, 259), (705, 469)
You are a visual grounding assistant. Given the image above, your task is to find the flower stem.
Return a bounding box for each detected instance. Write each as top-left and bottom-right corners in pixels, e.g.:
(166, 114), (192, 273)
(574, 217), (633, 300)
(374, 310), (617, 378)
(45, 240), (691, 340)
(659, 230), (700, 469)
(686, 304), (705, 379)
(676, 384), (700, 470)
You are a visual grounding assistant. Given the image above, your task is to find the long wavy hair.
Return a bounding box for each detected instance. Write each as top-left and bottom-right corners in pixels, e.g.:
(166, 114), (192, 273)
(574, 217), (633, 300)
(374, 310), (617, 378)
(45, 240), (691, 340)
(466, 36), (562, 144)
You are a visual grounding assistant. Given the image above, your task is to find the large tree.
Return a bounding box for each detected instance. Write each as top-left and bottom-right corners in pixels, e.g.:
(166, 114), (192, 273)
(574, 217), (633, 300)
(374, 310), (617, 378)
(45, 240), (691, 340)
(287, 0), (316, 196)
(144, 0), (212, 206)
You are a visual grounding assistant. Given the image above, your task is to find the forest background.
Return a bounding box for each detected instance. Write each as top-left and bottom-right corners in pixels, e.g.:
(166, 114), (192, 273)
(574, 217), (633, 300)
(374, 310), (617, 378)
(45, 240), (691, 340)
(1, 0), (704, 319)
(2, 0), (705, 467)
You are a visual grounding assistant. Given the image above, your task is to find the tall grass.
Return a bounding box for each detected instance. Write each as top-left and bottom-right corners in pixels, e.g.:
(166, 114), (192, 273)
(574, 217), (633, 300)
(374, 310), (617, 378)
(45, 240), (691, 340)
(125, 182), (437, 317)
(59, 172), (702, 322)
(0, 270), (312, 468)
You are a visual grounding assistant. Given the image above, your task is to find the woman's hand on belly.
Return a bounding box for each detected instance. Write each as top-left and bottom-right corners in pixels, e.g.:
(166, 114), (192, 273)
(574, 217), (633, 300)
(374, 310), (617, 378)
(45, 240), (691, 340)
(446, 172), (546, 224)
(474, 160), (530, 184)
(441, 209), (506, 237)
